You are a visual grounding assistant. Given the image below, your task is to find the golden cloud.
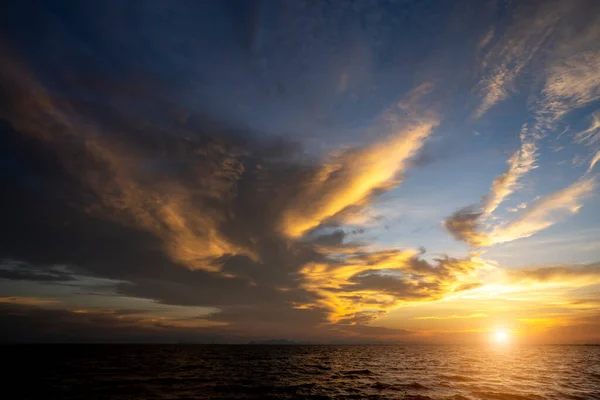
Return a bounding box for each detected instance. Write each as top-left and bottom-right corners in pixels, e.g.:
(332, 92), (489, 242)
(414, 313), (488, 320)
(298, 250), (484, 323)
(279, 121), (437, 238)
(0, 297), (60, 305)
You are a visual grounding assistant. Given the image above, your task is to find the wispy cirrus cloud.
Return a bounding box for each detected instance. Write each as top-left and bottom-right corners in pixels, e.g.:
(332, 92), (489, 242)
(446, 177), (596, 248)
(414, 313), (487, 320)
(482, 131), (538, 217)
(447, 1), (600, 250)
(444, 128), (538, 248)
(472, 1), (569, 119)
(474, 0), (600, 131)
(503, 262), (600, 286)
(539, 51), (600, 126)
(589, 151), (600, 173)
(574, 111), (600, 172)
(489, 177), (596, 245)
(576, 111), (600, 146)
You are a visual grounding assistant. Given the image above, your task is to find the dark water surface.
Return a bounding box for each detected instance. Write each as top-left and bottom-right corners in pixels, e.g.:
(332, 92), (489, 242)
(6, 344), (600, 399)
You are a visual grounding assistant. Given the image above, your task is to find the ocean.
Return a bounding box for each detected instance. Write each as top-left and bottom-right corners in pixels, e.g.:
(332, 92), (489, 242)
(6, 344), (600, 399)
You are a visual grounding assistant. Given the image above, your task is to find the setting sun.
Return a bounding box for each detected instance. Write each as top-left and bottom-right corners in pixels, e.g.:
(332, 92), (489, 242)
(493, 330), (510, 344)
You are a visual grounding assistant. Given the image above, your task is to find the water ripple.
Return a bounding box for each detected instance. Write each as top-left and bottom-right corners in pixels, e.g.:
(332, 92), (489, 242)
(5, 344), (600, 400)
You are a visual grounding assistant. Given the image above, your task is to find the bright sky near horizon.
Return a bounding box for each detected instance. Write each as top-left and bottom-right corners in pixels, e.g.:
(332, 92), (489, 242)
(1, 0), (599, 344)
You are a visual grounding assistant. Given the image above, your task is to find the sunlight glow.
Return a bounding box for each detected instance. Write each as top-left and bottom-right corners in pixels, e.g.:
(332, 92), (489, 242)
(493, 330), (510, 344)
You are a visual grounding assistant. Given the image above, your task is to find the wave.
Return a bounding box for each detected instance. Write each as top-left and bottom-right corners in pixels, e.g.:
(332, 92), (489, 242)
(372, 381), (429, 390)
(470, 391), (545, 400)
(440, 374), (474, 382)
(343, 369), (373, 375)
(10, 344), (600, 400)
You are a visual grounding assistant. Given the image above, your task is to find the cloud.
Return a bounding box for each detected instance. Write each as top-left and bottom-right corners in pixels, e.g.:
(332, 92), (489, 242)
(445, 177), (596, 247)
(277, 81), (439, 239)
(444, 125), (539, 247)
(299, 251), (484, 323)
(0, 297), (60, 305)
(541, 51), (600, 125)
(0, 302), (227, 343)
(489, 177), (596, 245)
(504, 262), (600, 286)
(414, 313), (487, 320)
(574, 111), (600, 173)
(0, 261), (76, 282)
(529, 312), (600, 344)
(308, 229), (348, 246)
(0, 300), (425, 344)
(482, 134), (538, 216)
(443, 206), (487, 247)
(0, 61), (254, 274)
(0, 42), (453, 340)
(2, 0), (598, 343)
(576, 111), (600, 146)
(0, 52), (331, 337)
(473, 0), (600, 121)
(447, 2), (599, 249)
(589, 151), (600, 173)
(279, 121), (437, 238)
(532, 18), (600, 178)
(473, 1), (567, 118)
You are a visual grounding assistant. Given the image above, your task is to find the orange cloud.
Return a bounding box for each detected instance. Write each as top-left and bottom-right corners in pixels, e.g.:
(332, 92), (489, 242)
(414, 313), (488, 320)
(0, 297), (60, 305)
(279, 121), (437, 238)
(299, 250), (484, 323)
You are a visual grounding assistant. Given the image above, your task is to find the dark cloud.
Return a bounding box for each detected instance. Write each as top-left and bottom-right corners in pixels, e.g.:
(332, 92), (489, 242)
(0, 261), (76, 282)
(0, 0), (494, 342)
(443, 206), (486, 247)
(0, 301), (422, 344)
(342, 254), (483, 301)
(309, 230), (347, 246)
(0, 61), (326, 336)
(0, 303), (222, 343)
(0, 43), (428, 340)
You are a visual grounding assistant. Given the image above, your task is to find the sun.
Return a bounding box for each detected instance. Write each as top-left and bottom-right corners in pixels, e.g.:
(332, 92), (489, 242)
(493, 330), (510, 344)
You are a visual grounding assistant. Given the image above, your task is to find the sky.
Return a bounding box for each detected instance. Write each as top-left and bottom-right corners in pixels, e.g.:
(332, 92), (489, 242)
(1, 0), (599, 344)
